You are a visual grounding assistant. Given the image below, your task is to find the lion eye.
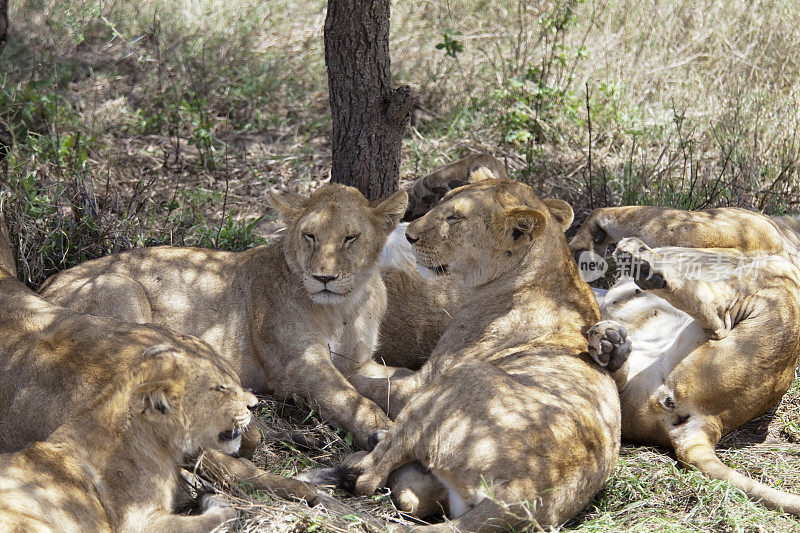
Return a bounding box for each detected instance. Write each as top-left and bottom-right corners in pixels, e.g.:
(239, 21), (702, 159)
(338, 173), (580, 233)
(303, 233), (315, 243)
(446, 215), (461, 224)
(214, 385), (228, 392)
(344, 234), (359, 245)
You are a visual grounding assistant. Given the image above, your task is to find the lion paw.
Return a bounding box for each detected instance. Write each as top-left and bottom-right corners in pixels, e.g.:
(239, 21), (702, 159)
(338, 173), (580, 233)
(354, 472), (383, 496)
(614, 237), (667, 290)
(200, 493), (237, 521)
(368, 430), (388, 451)
(587, 320), (631, 372)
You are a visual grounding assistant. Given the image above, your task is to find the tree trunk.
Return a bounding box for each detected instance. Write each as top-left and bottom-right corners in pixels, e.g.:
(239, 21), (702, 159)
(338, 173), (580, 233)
(324, 0), (412, 200)
(0, 0), (8, 48)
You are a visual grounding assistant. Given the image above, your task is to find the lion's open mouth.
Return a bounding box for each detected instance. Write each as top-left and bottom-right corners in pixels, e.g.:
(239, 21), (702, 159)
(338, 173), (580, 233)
(219, 428), (243, 442)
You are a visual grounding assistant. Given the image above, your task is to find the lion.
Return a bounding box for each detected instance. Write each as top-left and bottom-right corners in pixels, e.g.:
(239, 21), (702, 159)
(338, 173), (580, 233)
(0, 241), (323, 509)
(0, 345), (257, 531)
(404, 153), (508, 221)
(585, 238), (800, 514)
(371, 222), (463, 371)
(322, 173), (622, 530)
(568, 205), (800, 262)
(39, 184), (409, 448)
(373, 171), (576, 371)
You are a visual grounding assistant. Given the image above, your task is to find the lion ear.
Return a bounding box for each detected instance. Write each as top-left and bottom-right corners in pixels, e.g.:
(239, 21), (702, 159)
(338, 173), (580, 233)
(505, 207), (547, 244)
(267, 190), (307, 221)
(467, 166), (496, 184)
(132, 378), (184, 420)
(372, 191), (408, 231)
(542, 198), (574, 232)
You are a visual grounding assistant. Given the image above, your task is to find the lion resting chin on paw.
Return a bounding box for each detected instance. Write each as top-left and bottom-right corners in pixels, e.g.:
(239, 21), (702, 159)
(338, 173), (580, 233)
(323, 174), (622, 531)
(39, 184), (410, 448)
(0, 335), (257, 532)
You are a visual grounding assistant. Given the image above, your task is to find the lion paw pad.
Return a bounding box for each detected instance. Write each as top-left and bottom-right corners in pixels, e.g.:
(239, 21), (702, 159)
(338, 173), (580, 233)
(587, 320), (631, 372)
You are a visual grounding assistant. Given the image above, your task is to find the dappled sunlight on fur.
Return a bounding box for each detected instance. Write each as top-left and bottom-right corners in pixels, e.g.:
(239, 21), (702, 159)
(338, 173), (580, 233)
(338, 176), (621, 530)
(0, 306), (258, 531)
(40, 184), (410, 448)
(589, 232), (800, 515)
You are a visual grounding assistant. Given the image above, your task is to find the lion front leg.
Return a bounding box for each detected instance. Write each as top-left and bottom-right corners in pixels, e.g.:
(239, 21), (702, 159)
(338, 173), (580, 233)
(351, 428), (417, 496)
(281, 344), (392, 448)
(130, 494), (236, 533)
(334, 298), (412, 379)
(347, 372), (425, 419)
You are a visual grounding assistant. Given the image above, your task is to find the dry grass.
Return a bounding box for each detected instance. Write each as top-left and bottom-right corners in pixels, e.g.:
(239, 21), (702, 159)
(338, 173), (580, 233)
(3, 0), (800, 530)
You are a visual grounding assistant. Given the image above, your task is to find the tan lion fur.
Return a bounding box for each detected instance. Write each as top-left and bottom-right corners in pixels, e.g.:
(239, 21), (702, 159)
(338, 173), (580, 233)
(568, 205), (800, 263)
(341, 175), (621, 530)
(0, 258), (320, 511)
(0, 261), (264, 531)
(39, 184), (409, 448)
(374, 196), (574, 371)
(0, 350), (256, 532)
(404, 153), (508, 221)
(586, 237), (800, 514)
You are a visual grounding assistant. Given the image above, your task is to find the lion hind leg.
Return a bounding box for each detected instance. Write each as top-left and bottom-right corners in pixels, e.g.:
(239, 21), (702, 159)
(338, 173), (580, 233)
(614, 238), (741, 337)
(196, 448), (319, 503)
(42, 272), (153, 324)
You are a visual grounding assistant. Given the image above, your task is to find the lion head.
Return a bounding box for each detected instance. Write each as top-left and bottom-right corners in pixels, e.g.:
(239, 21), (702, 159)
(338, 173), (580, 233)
(268, 184), (408, 304)
(133, 344), (258, 456)
(405, 173), (574, 288)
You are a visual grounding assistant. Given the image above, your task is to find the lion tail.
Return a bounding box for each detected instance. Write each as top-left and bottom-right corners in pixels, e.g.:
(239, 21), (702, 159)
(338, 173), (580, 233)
(676, 434), (800, 514)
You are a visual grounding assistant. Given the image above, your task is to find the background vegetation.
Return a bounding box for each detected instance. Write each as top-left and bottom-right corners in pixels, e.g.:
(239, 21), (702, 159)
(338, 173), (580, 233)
(2, 0), (800, 530)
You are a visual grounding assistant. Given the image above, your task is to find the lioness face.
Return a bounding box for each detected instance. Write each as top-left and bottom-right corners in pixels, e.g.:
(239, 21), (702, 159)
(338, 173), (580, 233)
(406, 179), (546, 288)
(270, 184), (407, 305)
(569, 211), (612, 258)
(182, 358), (259, 455)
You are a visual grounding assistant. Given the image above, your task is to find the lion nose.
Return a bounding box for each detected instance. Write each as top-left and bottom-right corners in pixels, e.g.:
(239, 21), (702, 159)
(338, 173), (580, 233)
(312, 274), (337, 284)
(245, 392), (259, 410)
(406, 234), (419, 244)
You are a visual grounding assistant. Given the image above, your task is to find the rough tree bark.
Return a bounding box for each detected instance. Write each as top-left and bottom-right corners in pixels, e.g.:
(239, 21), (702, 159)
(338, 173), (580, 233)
(324, 0), (413, 200)
(0, 0), (8, 48)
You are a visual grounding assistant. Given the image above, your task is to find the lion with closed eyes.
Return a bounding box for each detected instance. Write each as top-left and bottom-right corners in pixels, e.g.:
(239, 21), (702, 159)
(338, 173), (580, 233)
(39, 184), (410, 449)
